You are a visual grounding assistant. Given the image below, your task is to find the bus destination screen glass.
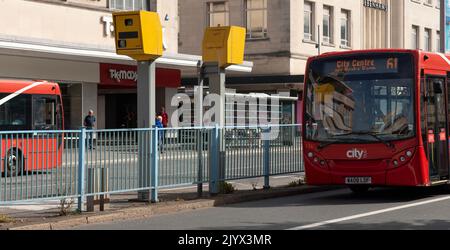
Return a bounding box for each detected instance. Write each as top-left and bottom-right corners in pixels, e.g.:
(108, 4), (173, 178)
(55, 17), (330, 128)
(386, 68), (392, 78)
(322, 57), (400, 76)
(304, 53), (415, 143)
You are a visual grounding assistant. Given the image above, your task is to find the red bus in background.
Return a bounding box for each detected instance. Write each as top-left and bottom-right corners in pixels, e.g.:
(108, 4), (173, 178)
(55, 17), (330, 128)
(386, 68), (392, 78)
(303, 49), (450, 193)
(0, 80), (63, 177)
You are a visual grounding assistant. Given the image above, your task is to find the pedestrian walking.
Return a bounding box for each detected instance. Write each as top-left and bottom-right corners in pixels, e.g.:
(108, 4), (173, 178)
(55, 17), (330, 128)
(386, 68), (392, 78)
(155, 116), (165, 153)
(84, 110), (96, 149)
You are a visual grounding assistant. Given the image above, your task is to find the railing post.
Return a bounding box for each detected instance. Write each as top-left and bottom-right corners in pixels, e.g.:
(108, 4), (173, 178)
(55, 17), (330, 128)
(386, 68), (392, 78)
(151, 127), (159, 203)
(197, 128), (203, 197)
(77, 127), (86, 212)
(100, 167), (106, 211)
(209, 125), (219, 195)
(86, 167), (94, 212)
(263, 127), (271, 189)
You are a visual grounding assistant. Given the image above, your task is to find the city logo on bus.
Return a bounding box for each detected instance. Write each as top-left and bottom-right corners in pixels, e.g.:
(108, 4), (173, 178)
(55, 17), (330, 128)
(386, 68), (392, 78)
(346, 148), (368, 160)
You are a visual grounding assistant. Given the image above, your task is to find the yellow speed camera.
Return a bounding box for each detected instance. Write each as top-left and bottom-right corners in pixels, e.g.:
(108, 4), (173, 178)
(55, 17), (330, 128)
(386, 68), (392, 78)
(202, 26), (246, 68)
(113, 11), (163, 61)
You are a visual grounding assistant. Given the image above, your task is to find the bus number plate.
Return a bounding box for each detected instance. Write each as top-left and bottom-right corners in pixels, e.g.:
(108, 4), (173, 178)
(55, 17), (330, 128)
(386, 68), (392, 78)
(345, 177), (372, 184)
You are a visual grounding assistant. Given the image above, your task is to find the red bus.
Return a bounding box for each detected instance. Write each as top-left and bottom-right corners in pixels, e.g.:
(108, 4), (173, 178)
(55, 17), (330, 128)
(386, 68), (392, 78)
(303, 49), (450, 193)
(0, 80), (63, 177)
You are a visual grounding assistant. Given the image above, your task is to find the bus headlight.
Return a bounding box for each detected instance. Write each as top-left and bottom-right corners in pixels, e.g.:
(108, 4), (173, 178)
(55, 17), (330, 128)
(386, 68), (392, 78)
(391, 148), (415, 168)
(306, 152), (327, 168)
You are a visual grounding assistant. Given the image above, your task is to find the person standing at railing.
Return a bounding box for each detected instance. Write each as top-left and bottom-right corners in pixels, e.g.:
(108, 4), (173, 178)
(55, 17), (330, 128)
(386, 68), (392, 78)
(84, 110), (96, 150)
(158, 107), (168, 149)
(155, 116), (164, 153)
(158, 107), (169, 128)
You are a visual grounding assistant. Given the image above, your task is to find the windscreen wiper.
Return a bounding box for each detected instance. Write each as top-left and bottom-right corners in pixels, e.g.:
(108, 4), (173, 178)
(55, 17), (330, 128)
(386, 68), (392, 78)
(318, 131), (395, 151)
(333, 131), (395, 150)
(317, 136), (373, 151)
(317, 140), (340, 150)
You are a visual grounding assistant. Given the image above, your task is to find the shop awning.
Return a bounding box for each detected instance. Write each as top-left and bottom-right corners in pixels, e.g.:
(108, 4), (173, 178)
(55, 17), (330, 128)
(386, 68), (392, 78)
(0, 40), (253, 72)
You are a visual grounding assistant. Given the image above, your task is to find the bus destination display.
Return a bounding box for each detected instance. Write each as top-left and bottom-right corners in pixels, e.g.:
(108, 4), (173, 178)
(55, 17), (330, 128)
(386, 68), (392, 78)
(321, 57), (399, 75)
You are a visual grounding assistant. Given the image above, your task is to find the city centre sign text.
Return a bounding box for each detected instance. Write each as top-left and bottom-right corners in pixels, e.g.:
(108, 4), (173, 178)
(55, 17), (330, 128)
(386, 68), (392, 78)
(363, 0), (388, 11)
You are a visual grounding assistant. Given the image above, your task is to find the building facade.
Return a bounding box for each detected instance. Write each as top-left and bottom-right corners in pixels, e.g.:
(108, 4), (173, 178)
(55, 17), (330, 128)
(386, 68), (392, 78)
(178, 0), (441, 123)
(180, 0), (441, 77)
(0, 0), (186, 129)
(179, 0), (362, 88)
(0, 0), (441, 128)
(179, 0), (362, 125)
(363, 0), (441, 51)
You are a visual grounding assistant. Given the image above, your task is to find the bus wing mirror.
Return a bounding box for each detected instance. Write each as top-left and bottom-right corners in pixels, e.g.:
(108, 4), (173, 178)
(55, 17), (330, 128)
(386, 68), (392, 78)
(433, 81), (443, 94)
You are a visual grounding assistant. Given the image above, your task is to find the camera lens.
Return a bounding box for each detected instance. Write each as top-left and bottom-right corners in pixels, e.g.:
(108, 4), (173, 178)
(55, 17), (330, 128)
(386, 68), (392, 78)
(118, 40), (127, 48)
(125, 19), (133, 26)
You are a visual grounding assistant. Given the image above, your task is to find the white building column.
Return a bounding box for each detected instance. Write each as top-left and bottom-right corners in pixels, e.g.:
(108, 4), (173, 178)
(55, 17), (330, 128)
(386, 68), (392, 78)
(82, 83), (98, 126)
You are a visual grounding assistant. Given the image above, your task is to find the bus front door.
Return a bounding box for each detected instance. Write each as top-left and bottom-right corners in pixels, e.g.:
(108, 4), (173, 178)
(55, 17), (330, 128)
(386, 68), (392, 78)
(424, 76), (449, 181)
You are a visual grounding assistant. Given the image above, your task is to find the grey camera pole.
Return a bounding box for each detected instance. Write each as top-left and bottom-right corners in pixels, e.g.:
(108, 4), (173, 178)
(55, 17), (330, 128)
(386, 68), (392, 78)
(137, 60), (156, 201)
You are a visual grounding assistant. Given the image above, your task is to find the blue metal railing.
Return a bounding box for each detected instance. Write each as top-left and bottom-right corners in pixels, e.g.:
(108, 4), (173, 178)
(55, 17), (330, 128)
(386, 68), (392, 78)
(0, 125), (303, 209)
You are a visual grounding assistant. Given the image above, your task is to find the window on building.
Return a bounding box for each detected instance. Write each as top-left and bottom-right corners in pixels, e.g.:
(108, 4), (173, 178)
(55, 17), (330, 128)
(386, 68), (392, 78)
(323, 6), (332, 44)
(207, 2), (229, 27)
(437, 31), (441, 52)
(412, 25), (419, 49)
(245, 0), (268, 39)
(340, 9), (350, 47)
(109, 0), (147, 10)
(426, 0), (433, 5)
(304, 1), (313, 41)
(424, 28), (432, 51)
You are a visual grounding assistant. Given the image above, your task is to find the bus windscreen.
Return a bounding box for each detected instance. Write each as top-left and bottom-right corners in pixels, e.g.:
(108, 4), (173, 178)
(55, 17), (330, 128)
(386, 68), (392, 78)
(304, 53), (415, 144)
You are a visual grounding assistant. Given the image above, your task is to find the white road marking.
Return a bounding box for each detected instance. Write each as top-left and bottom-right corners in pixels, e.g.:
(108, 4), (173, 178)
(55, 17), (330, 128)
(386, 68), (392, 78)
(287, 195), (450, 230)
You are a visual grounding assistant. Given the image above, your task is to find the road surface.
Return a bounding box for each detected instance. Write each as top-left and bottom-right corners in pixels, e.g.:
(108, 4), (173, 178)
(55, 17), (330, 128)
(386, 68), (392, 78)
(72, 186), (450, 230)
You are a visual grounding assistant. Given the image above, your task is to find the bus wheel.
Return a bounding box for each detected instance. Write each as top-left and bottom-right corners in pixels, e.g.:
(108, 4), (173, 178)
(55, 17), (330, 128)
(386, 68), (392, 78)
(349, 185), (370, 194)
(6, 150), (23, 177)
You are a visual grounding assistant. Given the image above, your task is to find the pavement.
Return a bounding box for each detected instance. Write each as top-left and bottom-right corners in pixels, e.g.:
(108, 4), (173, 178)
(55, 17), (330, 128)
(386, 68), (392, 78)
(0, 173), (334, 230)
(68, 185), (450, 230)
